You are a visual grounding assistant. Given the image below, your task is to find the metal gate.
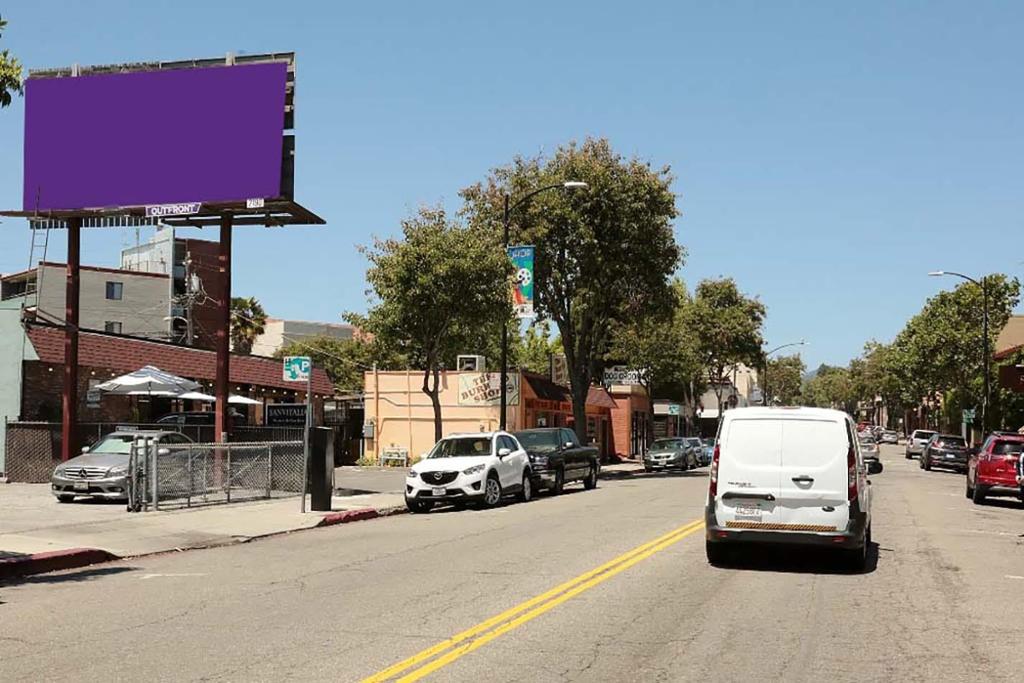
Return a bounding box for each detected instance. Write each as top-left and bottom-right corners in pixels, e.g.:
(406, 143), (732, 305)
(128, 438), (304, 511)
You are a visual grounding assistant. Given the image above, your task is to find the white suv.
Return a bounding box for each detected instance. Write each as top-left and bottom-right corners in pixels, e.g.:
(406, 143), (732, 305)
(405, 432), (532, 513)
(705, 407), (881, 570)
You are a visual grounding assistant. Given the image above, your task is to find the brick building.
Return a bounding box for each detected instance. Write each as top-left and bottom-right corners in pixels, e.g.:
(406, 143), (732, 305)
(608, 383), (652, 458)
(0, 316), (332, 477)
(120, 227), (224, 349)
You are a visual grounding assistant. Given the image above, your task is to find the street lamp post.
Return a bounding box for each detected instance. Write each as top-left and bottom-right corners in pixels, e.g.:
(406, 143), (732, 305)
(499, 181), (588, 431)
(928, 270), (990, 434)
(762, 340), (807, 405)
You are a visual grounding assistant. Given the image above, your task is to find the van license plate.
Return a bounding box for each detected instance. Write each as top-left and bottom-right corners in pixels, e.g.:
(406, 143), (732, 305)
(734, 503), (762, 520)
(431, 487), (446, 496)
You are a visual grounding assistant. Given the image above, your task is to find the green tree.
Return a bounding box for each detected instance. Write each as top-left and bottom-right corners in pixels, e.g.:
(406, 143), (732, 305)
(802, 364), (856, 413)
(461, 138), (681, 439)
(765, 354), (805, 405)
(609, 280), (702, 428)
(0, 15), (23, 109)
(686, 278), (765, 422)
(610, 280), (700, 403)
(275, 335), (403, 394)
(230, 296), (267, 355)
(881, 274), (1020, 431)
(512, 320), (561, 375)
(358, 205), (511, 441)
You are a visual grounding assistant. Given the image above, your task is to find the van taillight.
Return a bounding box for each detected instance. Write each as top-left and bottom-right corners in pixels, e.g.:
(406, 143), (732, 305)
(847, 445), (857, 502)
(709, 444), (721, 497)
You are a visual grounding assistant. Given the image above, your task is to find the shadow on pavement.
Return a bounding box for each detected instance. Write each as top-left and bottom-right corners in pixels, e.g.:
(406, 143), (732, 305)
(713, 542), (880, 576)
(0, 565), (137, 587)
(974, 498), (1024, 511)
(601, 469), (709, 481)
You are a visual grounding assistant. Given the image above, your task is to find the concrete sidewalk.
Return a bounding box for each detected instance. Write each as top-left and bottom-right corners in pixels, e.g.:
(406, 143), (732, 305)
(1, 461), (645, 578)
(0, 481), (405, 579)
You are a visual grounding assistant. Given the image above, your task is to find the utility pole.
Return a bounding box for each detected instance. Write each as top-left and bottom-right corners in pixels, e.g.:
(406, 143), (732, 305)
(183, 251), (195, 346)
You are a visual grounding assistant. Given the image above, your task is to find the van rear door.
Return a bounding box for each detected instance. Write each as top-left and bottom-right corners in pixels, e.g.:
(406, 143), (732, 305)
(715, 418), (783, 527)
(776, 417), (850, 530)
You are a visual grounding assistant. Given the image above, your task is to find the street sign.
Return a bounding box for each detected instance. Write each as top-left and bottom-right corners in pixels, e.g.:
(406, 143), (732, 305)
(283, 356), (311, 382)
(962, 409), (976, 423)
(667, 404), (681, 416)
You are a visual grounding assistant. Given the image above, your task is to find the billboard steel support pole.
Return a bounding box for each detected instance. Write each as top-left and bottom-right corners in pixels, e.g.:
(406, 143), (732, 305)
(61, 216), (81, 461)
(215, 214), (233, 443)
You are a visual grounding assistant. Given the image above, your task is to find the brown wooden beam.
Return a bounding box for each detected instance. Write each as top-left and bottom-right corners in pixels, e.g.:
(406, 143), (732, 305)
(61, 217), (81, 461)
(214, 214), (233, 442)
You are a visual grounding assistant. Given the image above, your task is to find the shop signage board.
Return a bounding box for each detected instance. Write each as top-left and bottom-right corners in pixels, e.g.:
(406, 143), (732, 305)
(458, 373), (520, 406)
(604, 365), (643, 386)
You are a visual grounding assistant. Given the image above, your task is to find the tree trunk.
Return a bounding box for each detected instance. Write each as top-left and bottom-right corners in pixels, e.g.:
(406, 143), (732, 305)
(422, 363), (443, 443)
(570, 377), (589, 449)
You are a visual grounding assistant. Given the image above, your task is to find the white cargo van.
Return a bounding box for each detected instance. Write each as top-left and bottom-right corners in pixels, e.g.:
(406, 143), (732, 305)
(705, 407), (880, 570)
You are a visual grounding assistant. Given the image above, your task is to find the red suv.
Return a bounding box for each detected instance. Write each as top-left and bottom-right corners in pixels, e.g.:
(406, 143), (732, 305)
(966, 434), (1024, 505)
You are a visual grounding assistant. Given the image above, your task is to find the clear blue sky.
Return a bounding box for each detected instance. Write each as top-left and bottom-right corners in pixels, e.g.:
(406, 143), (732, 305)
(1, 1), (1021, 369)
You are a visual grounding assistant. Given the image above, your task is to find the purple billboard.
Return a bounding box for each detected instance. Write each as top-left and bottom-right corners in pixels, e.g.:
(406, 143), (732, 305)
(23, 61), (288, 212)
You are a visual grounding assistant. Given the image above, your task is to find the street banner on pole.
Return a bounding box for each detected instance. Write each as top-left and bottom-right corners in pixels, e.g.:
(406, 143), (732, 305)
(508, 245), (535, 319)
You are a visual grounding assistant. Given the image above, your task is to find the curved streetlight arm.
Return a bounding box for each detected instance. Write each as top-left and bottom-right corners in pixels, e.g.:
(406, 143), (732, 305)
(508, 183), (570, 214)
(929, 270), (980, 286)
(765, 340), (807, 357)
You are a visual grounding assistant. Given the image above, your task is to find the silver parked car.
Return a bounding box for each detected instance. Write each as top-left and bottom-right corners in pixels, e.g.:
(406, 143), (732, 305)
(904, 429), (936, 460)
(643, 437), (696, 471)
(880, 429), (899, 444)
(51, 429), (192, 502)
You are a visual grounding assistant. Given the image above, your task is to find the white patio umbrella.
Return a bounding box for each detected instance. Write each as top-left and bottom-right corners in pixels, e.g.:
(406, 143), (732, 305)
(96, 365), (200, 396)
(177, 391), (261, 405)
(179, 391), (217, 402)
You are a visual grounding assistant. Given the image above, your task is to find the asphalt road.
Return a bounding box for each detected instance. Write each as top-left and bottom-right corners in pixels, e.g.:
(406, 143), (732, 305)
(3, 445), (1023, 682)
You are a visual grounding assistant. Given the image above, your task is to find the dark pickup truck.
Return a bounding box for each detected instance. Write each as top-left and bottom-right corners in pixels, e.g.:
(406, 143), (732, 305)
(513, 428), (599, 494)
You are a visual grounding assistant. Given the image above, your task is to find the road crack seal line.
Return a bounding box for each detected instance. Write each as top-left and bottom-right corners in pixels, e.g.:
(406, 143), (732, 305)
(361, 519), (705, 682)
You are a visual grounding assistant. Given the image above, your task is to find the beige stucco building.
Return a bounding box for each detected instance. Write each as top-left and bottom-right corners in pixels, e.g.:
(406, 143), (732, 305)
(1, 262), (171, 338)
(251, 318), (356, 356)
(363, 370), (616, 463)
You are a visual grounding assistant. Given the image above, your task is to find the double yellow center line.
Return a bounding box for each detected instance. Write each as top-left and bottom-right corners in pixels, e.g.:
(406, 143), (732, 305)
(362, 517), (705, 682)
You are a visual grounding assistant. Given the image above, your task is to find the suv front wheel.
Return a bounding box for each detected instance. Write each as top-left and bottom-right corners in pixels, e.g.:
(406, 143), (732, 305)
(518, 471), (533, 503)
(483, 472), (503, 507)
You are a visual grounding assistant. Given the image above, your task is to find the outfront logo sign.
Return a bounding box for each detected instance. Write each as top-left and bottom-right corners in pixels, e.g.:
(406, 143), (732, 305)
(145, 202), (202, 218)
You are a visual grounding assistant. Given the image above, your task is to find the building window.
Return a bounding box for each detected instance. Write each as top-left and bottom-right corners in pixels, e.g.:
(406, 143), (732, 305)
(104, 321), (122, 334)
(105, 281), (123, 300)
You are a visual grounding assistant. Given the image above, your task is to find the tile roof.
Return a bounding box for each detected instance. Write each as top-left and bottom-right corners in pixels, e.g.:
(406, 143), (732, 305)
(521, 371), (617, 409)
(26, 324), (333, 395)
(586, 386), (618, 409)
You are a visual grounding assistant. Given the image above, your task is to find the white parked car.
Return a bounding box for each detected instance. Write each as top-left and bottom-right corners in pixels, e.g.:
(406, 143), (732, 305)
(405, 432), (532, 513)
(705, 407), (881, 570)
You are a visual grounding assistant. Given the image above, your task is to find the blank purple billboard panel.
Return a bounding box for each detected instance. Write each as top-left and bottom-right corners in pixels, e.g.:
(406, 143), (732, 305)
(23, 62), (287, 211)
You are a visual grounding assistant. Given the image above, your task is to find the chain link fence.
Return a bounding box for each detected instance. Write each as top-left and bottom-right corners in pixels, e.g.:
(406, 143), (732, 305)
(128, 439), (304, 511)
(3, 421), (305, 483)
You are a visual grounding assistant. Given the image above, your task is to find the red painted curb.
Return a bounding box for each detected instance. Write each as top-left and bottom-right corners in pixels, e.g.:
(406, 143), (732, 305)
(317, 506), (408, 527)
(0, 548), (120, 580)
